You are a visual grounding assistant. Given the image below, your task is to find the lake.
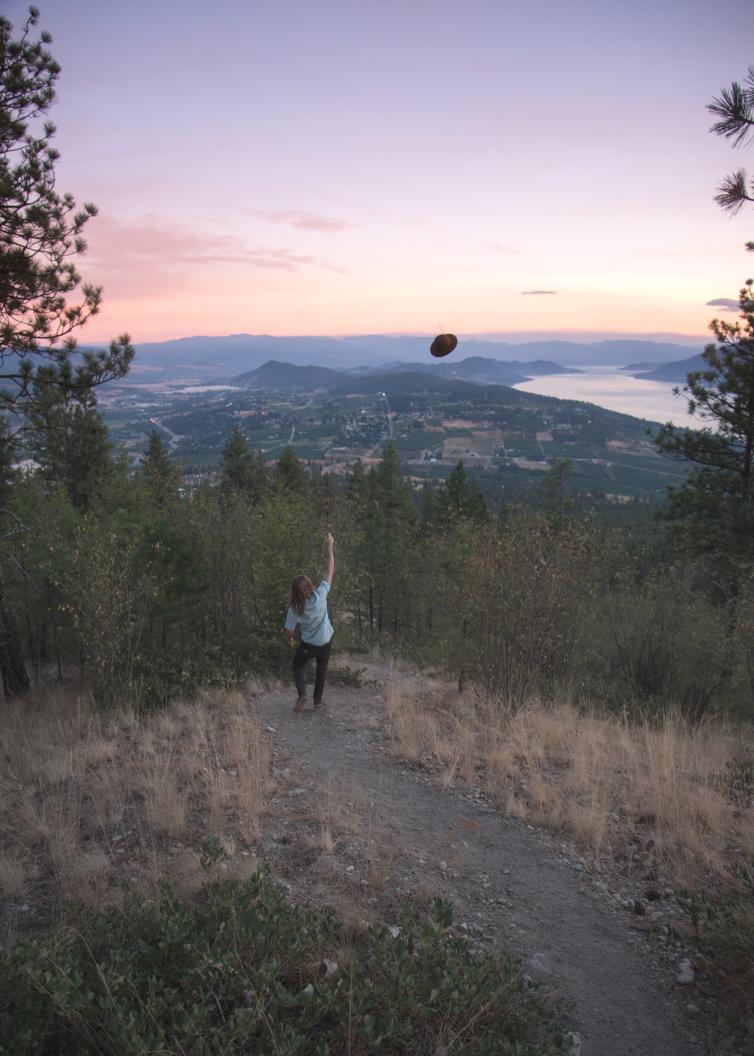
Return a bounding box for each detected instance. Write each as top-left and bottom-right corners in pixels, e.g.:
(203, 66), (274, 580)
(513, 367), (701, 429)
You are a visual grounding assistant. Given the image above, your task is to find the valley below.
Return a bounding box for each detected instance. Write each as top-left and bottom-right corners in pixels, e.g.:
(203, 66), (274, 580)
(100, 354), (695, 504)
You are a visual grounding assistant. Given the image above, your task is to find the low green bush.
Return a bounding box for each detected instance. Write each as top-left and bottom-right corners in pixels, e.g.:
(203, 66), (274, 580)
(722, 754), (754, 801)
(0, 873), (567, 1055)
(328, 663), (369, 688)
(680, 868), (754, 1050)
(581, 571), (733, 720)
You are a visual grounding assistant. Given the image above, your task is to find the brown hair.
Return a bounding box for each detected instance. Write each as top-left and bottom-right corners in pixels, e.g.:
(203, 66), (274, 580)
(289, 575), (315, 615)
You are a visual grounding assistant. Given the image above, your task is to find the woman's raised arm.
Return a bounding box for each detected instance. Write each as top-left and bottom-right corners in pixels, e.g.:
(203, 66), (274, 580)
(325, 532), (335, 586)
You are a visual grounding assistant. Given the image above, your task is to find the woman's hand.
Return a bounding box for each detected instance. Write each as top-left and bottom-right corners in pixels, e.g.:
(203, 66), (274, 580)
(325, 532), (334, 549)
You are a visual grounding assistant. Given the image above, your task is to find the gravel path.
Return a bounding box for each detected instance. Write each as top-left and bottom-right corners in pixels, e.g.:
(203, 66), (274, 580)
(252, 672), (705, 1056)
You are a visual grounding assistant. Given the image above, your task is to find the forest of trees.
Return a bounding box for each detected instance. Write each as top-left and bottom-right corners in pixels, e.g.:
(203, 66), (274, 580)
(0, 420), (747, 721)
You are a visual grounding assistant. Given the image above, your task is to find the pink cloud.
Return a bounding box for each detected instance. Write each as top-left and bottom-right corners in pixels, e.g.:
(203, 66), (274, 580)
(254, 209), (356, 233)
(75, 214), (347, 316)
(87, 215), (343, 273)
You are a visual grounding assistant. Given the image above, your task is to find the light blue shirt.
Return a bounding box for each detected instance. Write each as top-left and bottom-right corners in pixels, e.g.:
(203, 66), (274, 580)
(284, 580), (333, 646)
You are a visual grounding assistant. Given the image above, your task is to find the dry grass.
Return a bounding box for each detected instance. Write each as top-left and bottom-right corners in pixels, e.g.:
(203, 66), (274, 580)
(312, 782), (339, 853)
(312, 778), (364, 850)
(364, 813), (395, 891)
(0, 849), (27, 897)
(283, 776), (397, 925)
(387, 680), (754, 890)
(0, 684), (271, 925)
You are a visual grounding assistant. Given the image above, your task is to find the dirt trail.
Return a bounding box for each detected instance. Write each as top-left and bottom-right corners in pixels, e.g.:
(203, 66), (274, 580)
(251, 670), (705, 1056)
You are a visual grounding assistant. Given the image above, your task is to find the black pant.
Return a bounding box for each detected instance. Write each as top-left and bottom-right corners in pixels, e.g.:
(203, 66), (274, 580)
(293, 639), (332, 702)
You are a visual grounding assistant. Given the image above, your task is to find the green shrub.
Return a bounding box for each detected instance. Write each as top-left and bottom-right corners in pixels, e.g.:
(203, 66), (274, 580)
(464, 517), (602, 711)
(722, 754), (754, 801)
(328, 663), (369, 688)
(0, 873), (567, 1055)
(680, 868), (754, 1050)
(583, 571), (733, 720)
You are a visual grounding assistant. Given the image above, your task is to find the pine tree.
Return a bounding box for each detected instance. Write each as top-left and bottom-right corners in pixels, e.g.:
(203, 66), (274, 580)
(140, 430), (181, 507)
(656, 279), (754, 590)
(276, 446), (308, 493)
(365, 444), (418, 638)
(541, 458), (572, 530)
(63, 407), (112, 510)
(0, 9), (133, 431)
(0, 9), (138, 696)
(311, 469), (335, 516)
(220, 427), (267, 500)
(436, 461), (488, 525)
(27, 381), (112, 510)
(344, 458), (368, 513)
(419, 479), (437, 528)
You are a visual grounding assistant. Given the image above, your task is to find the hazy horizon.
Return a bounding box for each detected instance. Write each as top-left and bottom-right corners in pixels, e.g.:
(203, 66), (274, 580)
(130, 329), (708, 347)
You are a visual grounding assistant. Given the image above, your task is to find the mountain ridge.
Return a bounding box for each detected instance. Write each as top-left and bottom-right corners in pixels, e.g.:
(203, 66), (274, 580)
(117, 334), (707, 380)
(629, 353), (707, 383)
(233, 356), (582, 391)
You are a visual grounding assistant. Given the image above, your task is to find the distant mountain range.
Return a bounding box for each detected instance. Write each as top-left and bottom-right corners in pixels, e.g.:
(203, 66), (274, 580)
(233, 356), (580, 391)
(118, 333), (706, 381)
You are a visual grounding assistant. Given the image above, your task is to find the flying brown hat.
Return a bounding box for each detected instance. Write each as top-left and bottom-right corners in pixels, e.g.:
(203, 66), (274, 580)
(430, 333), (458, 358)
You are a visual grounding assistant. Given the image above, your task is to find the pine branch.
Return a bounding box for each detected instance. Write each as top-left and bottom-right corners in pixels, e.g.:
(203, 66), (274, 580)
(708, 70), (754, 147)
(713, 169), (754, 215)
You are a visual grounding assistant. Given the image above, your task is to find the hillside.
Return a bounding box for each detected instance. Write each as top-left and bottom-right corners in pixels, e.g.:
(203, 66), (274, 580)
(629, 353), (707, 383)
(375, 357), (580, 385)
(329, 370), (516, 399)
(232, 357), (582, 392)
(233, 360), (344, 390)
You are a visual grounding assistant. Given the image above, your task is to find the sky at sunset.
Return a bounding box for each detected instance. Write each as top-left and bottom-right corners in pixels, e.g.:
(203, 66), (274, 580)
(6, 0), (754, 344)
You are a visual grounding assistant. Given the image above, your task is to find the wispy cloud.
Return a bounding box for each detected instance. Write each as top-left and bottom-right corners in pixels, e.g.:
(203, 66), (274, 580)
(488, 242), (517, 254)
(82, 215), (345, 305)
(521, 289), (557, 295)
(705, 297), (739, 313)
(88, 216), (344, 276)
(254, 209), (355, 233)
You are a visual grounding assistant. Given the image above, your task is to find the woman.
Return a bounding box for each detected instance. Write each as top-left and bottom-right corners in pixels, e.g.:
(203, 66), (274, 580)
(283, 532), (335, 713)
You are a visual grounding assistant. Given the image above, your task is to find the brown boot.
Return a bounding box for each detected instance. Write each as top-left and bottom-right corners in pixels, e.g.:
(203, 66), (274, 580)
(293, 696), (307, 713)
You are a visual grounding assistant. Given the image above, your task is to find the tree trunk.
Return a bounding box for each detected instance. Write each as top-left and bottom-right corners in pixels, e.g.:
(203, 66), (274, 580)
(0, 572), (30, 698)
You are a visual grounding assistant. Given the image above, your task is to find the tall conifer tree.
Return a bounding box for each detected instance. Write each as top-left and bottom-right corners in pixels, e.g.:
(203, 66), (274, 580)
(220, 427), (267, 500)
(276, 446), (308, 494)
(0, 9), (134, 695)
(140, 430), (181, 508)
(656, 280), (754, 592)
